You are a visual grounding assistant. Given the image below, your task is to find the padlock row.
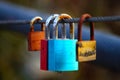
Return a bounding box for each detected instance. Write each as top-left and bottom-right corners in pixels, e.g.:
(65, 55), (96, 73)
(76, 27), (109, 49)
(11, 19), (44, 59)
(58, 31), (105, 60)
(28, 13), (96, 72)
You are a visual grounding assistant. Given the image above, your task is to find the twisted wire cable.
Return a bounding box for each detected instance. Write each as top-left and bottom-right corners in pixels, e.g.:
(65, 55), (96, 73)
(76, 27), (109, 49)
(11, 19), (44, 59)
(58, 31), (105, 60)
(0, 16), (120, 25)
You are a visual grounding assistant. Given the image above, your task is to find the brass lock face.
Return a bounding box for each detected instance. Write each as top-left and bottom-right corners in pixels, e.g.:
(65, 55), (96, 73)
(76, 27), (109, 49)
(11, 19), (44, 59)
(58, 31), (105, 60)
(77, 41), (96, 61)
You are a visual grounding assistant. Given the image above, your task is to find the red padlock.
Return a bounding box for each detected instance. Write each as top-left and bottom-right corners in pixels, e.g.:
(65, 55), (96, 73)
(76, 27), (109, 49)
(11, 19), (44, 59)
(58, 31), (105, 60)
(28, 16), (45, 51)
(40, 14), (59, 70)
(40, 39), (48, 70)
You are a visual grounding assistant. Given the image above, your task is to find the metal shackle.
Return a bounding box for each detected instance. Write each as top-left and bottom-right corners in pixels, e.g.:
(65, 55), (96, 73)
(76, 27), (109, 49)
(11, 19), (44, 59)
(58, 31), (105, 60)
(78, 13), (95, 41)
(30, 16), (44, 31)
(45, 14), (59, 39)
(53, 13), (74, 39)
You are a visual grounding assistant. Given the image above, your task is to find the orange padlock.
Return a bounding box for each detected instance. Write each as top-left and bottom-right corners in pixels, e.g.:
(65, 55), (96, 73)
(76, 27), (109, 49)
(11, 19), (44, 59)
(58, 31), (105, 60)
(28, 16), (45, 51)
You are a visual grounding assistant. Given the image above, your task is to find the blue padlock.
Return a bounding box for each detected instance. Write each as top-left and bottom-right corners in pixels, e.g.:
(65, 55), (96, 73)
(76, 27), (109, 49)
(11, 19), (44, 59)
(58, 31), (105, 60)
(48, 14), (78, 71)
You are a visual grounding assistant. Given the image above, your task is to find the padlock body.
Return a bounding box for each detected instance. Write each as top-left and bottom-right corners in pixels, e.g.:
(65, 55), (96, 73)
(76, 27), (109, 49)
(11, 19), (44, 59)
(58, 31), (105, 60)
(40, 39), (48, 70)
(77, 40), (96, 62)
(28, 31), (45, 51)
(48, 39), (78, 71)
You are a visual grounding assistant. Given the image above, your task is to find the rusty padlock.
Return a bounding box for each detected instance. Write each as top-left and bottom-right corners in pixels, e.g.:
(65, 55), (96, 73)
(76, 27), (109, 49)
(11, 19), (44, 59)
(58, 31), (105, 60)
(76, 14), (96, 62)
(28, 16), (45, 51)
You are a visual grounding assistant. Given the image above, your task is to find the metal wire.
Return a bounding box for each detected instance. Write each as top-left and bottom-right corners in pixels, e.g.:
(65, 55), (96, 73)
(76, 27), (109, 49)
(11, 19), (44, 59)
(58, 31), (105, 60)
(0, 16), (120, 25)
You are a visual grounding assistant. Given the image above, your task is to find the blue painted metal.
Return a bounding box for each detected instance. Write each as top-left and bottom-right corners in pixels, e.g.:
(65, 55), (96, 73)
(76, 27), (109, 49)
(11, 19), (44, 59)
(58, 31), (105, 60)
(48, 39), (78, 71)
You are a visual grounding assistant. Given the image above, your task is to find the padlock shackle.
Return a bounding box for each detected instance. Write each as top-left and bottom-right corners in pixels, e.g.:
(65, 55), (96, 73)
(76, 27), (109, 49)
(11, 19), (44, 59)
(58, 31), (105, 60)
(30, 16), (45, 32)
(78, 14), (94, 41)
(53, 13), (74, 39)
(45, 14), (59, 39)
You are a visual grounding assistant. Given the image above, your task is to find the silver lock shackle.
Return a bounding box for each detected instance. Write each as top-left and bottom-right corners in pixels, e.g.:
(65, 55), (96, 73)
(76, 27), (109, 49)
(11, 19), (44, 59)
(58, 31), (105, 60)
(45, 14), (59, 39)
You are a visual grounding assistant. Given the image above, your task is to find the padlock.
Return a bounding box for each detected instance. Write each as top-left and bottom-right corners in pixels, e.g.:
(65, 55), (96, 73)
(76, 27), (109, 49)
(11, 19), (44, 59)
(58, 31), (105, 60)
(28, 16), (45, 51)
(48, 13), (78, 71)
(76, 14), (96, 62)
(40, 14), (59, 70)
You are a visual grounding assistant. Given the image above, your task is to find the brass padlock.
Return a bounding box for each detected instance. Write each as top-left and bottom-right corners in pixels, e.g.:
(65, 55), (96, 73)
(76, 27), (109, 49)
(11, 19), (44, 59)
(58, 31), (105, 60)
(76, 14), (96, 62)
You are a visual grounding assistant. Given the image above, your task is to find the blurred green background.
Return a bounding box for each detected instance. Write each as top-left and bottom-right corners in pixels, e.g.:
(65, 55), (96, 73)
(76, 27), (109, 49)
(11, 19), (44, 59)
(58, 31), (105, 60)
(0, 0), (120, 80)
